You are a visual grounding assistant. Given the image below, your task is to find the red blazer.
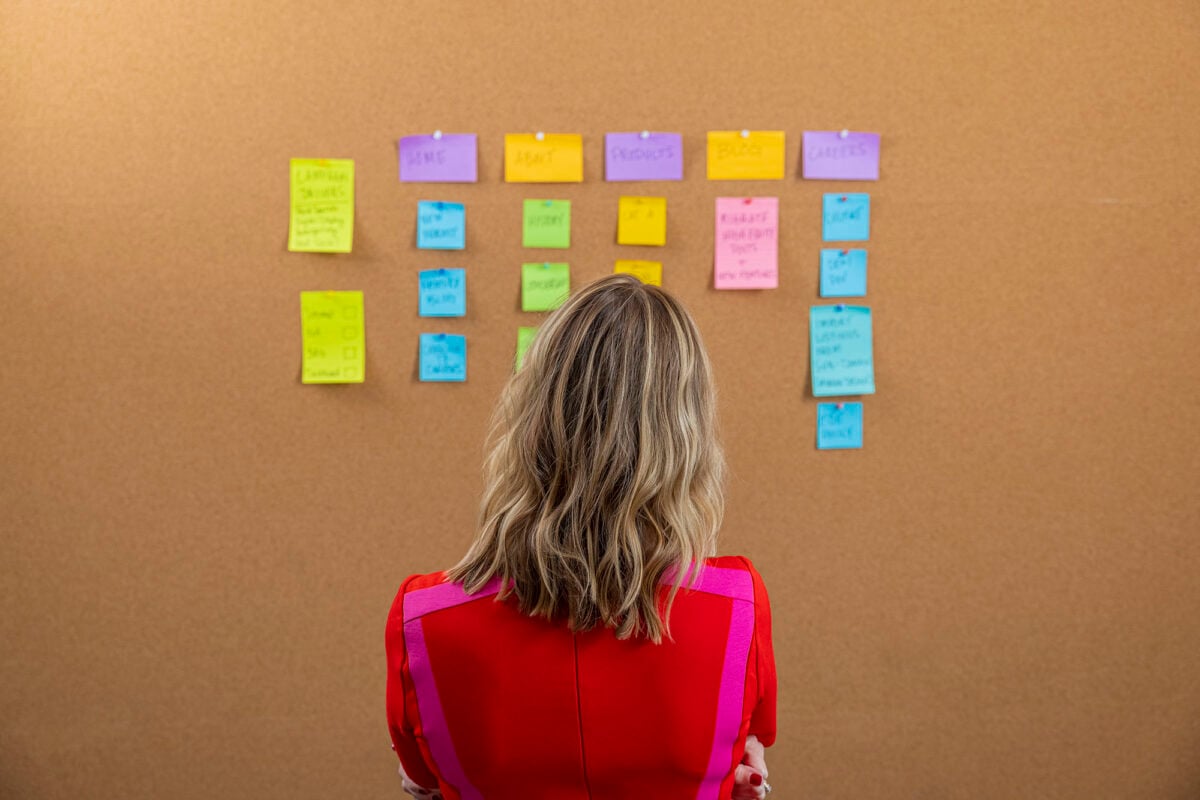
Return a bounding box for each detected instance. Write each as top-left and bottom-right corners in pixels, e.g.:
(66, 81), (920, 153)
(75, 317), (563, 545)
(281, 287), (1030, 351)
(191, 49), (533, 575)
(385, 555), (776, 800)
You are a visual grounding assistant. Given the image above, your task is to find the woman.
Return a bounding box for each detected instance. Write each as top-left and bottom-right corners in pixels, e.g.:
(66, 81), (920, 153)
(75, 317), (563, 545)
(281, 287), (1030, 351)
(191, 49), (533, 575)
(386, 275), (776, 799)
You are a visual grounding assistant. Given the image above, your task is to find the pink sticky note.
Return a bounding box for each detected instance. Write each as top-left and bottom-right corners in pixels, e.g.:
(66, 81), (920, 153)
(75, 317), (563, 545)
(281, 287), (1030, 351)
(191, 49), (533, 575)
(802, 131), (880, 181)
(714, 197), (779, 290)
(399, 134), (478, 182)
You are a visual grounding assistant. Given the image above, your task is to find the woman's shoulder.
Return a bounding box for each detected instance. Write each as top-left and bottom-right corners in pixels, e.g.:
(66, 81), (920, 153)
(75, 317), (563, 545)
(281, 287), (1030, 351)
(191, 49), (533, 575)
(385, 571), (450, 627)
(694, 555), (771, 604)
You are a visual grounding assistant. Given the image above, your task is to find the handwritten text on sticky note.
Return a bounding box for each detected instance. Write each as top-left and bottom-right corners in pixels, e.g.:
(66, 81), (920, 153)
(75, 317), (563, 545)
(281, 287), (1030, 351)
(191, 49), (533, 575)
(823, 193), (871, 241)
(817, 402), (864, 449)
(300, 291), (364, 383)
(418, 268), (466, 317)
(820, 249), (868, 298)
(714, 197), (779, 290)
(522, 262), (570, 311)
(803, 131), (880, 181)
(523, 200), (571, 248)
(614, 259), (663, 286)
(810, 305), (875, 397)
(707, 131), (786, 180)
(516, 326), (538, 370)
(618, 196), (667, 246)
(505, 134), (583, 183)
(419, 333), (467, 382)
(605, 132), (683, 181)
(417, 201), (465, 250)
(289, 159), (354, 253)
(399, 134), (478, 183)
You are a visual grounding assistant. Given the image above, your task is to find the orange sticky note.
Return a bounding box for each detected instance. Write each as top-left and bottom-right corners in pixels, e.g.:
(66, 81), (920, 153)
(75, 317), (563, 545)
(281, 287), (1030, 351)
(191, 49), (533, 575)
(706, 131), (786, 180)
(614, 260), (662, 286)
(505, 134), (583, 182)
(617, 197), (666, 246)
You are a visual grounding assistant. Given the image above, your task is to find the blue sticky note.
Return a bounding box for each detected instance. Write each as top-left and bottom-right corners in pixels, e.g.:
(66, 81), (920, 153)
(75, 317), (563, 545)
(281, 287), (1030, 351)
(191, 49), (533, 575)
(419, 333), (466, 382)
(417, 201), (466, 250)
(822, 193), (870, 242)
(418, 268), (466, 317)
(810, 305), (875, 397)
(817, 402), (864, 450)
(820, 249), (868, 298)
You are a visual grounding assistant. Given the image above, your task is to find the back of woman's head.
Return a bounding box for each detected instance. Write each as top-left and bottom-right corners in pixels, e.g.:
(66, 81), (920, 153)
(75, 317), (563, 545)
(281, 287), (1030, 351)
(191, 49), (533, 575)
(448, 274), (724, 642)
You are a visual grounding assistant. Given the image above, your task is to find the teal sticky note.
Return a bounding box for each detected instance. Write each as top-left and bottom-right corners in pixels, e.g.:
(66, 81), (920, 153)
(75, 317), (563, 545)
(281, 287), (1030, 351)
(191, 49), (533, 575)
(810, 305), (875, 396)
(523, 199), (571, 248)
(817, 402), (864, 449)
(822, 193), (870, 242)
(820, 249), (868, 298)
(417, 201), (466, 250)
(418, 268), (466, 317)
(419, 333), (466, 382)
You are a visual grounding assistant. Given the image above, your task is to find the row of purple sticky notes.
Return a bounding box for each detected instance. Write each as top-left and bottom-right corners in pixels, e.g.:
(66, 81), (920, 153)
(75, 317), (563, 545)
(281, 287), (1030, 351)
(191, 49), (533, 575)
(399, 131), (880, 183)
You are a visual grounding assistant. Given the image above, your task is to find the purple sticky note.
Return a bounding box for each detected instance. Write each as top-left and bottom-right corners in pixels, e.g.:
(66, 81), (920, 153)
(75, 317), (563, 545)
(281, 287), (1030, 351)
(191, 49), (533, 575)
(605, 132), (684, 181)
(399, 134), (478, 183)
(802, 131), (880, 181)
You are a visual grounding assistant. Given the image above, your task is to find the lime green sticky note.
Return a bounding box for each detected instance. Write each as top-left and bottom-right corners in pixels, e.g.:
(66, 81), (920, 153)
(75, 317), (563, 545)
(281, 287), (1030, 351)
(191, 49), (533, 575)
(516, 326), (538, 370)
(300, 291), (364, 383)
(289, 159), (354, 253)
(523, 199), (571, 248)
(522, 262), (570, 311)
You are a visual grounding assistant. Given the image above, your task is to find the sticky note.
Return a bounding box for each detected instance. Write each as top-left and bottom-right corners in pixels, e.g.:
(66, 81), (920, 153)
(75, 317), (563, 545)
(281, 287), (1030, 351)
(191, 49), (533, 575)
(300, 291), (364, 384)
(817, 403), (864, 450)
(289, 159), (354, 253)
(823, 193), (871, 241)
(419, 333), (466, 382)
(803, 131), (880, 181)
(605, 132), (684, 181)
(706, 131), (786, 180)
(399, 134), (478, 182)
(614, 260), (662, 286)
(522, 262), (570, 311)
(417, 201), (466, 250)
(418, 269), (466, 317)
(819, 249), (868, 298)
(810, 305), (875, 397)
(505, 134), (583, 183)
(714, 197), (779, 290)
(617, 197), (667, 246)
(516, 326), (538, 370)
(523, 200), (571, 248)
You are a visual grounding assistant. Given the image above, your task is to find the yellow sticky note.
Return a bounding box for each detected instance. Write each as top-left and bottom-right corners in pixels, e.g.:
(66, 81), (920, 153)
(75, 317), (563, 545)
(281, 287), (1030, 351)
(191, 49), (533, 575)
(614, 260), (662, 286)
(289, 159), (354, 252)
(617, 197), (667, 246)
(706, 131), (786, 180)
(505, 134), (583, 183)
(300, 291), (364, 384)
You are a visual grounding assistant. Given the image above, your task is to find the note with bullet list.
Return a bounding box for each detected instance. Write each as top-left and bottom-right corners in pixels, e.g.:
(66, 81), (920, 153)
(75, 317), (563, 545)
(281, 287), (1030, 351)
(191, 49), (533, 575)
(522, 262), (570, 311)
(417, 201), (465, 250)
(810, 305), (875, 397)
(523, 200), (571, 248)
(419, 333), (467, 382)
(399, 134), (478, 183)
(706, 131), (786, 180)
(300, 291), (364, 384)
(819, 249), (868, 298)
(289, 159), (354, 253)
(817, 402), (864, 449)
(617, 197), (666, 246)
(505, 134), (583, 182)
(714, 197), (779, 290)
(614, 260), (662, 286)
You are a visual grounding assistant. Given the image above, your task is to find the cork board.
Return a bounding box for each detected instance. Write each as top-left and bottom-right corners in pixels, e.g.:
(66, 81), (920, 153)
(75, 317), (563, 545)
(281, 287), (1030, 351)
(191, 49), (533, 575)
(2, 2), (1199, 798)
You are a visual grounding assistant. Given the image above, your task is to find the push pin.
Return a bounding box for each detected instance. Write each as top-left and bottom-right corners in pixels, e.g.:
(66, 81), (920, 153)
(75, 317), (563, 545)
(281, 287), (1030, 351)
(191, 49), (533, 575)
(740, 129), (750, 138)
(839, 129), (849, 139)
(743, 197), (753, 205)
(840, 195), (849, 202)
(640, 130), (650, 140)
(836, 402), (845, 410)
(841, 249), (850, 256)
(543, 262), (550, 269)
(535, 131), (545, 142)
(836, 304), (845, 311)
(433, 130), (443, 141)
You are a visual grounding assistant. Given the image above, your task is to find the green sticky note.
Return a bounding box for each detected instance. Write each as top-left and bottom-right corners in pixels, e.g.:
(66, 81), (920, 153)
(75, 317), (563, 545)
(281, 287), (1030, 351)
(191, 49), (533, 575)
(301, 291), (364, 383)
(289, 159), (354, 253)
(523, 199), (571, 248)
(516, 326), (538, 370)
(522, 262), (570, 311)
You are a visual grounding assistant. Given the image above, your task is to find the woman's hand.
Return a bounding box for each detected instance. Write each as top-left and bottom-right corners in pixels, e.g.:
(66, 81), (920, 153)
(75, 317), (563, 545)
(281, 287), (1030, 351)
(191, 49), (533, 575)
(732, 734), (769, 799)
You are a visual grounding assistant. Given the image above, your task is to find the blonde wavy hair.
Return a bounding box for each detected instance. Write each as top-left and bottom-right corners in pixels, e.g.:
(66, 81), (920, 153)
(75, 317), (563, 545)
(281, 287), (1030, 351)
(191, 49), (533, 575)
(448, 274), (725, 643)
